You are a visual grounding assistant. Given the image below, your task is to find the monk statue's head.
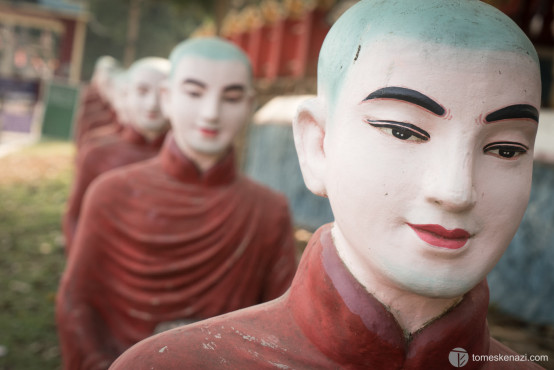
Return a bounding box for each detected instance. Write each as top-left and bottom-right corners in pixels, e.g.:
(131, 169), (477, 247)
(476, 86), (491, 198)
(126, 57), (170, 139)
(293, 0), (541, 330)
(164, 37), (254, 170)
(92, 55), (120, 100)
(108, 68), (130, 125)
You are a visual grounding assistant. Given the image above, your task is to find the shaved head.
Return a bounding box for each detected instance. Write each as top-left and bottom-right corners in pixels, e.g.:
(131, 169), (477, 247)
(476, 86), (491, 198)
(318, 0), (539, 107)
(168, 37), (252, 82)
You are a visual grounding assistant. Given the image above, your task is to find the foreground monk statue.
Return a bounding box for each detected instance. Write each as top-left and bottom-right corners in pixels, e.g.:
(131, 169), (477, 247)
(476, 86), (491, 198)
(111, 1), (544, 369)
(63, 58), (171, 252)
(56, 37), (297, 369)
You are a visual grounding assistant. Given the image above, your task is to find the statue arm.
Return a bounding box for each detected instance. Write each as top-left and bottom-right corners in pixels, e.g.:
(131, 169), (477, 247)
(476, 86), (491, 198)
(57, 192), (119, 369)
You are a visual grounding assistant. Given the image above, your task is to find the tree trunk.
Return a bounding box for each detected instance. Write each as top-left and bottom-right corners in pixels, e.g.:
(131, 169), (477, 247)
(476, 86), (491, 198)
(124, 0), (142, 67)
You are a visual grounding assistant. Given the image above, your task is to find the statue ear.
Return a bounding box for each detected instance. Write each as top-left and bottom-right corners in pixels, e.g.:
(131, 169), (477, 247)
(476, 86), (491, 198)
(293, 97), (327, 197)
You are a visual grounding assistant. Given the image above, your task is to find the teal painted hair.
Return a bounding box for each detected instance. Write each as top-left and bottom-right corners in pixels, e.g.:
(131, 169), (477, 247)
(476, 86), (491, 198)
(318, 0), (539, 105)
(168, 37), (252, 80)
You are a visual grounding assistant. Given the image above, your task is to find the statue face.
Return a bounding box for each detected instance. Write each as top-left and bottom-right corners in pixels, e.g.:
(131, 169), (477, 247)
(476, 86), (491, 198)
(303, 37), (540, 298)
(127, 68), (167, 132)
(111, 79), (129, 124)
(95, 68), (113, 100)
(165, 56), (253, 157)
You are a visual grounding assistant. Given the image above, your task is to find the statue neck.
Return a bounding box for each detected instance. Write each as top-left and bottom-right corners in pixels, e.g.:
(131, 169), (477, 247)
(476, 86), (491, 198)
(331, 223), (463, 336)
(174, 140), (226, 173)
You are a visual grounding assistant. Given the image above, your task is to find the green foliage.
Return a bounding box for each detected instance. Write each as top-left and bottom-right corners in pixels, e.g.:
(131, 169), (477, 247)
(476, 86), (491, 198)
(135, 1), (208, 59)
(81, 0), (214, 80)
(0, 142), (73, 369)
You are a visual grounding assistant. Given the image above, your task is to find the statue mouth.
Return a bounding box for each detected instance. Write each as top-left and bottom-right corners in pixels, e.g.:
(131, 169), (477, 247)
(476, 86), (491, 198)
(147, 111), (160, 120)
(198, 127), (219, 138)
(407, 223), (470, 249)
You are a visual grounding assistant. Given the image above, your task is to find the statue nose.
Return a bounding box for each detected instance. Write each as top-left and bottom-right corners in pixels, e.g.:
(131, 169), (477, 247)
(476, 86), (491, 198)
(201, 95), (220, 123)
(424, 149), (477, 213)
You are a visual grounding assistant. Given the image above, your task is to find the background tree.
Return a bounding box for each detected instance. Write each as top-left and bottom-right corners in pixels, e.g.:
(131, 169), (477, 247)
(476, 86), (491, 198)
(81, 0), (216, 80)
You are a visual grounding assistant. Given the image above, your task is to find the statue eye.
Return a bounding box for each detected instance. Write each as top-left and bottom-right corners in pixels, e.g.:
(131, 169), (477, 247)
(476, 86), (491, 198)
(185, 89), (202, 98)
(365, 120), (430, 142)
(483, 142), (528, 160)
(181, 82), (204, 98)
(137, 85), (149, 96)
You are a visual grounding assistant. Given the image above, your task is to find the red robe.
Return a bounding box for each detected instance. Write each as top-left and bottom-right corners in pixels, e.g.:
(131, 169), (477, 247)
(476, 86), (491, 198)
(76, 108), (116, 147)
(56, 137), (297, 369)
(63, 126), (166, 252)
(111, 225), (543, 370)
(74, 84), (115, 146)
(77, 120), (125, 155)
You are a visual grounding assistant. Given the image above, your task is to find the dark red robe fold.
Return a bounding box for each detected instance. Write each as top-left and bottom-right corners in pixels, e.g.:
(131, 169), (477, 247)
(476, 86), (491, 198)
(56, 137), (297, 369)
(74, 84), (115, 146)
(63, 126), (167, 252)
(77, 120), (125, 155)
(76, 108), (116, 147)
(111, 224), (543, 370)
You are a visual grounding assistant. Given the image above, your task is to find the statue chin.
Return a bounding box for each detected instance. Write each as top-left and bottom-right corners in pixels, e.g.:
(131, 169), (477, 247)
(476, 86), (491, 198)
(134, 119), (167, 133)
(395, 276), (478, 300)
(188, 140), (230, 157)
(376, 254), (489, 300)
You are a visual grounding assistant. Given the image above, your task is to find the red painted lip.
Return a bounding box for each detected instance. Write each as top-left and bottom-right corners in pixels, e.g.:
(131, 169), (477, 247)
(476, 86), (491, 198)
(407, 223), (470, 249)
(198, 127), (218, 138)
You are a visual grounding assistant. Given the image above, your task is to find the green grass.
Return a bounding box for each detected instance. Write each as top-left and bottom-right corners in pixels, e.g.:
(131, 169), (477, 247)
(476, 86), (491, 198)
(0, 141), (73, 370)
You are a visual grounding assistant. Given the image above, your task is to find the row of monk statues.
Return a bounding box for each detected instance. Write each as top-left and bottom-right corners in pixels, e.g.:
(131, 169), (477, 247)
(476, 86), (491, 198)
(56, 0), (545, 368)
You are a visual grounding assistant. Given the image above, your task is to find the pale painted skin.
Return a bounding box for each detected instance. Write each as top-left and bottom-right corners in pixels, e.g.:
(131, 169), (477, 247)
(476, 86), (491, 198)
(110, 73), (130, 125)
(163, 56), (254, 171)
(91, 60), (117, 101)
(127, 67), (169, 140)
(94, 69), (112, 101)
(92, 57), (119, 102)
(294, 36), (541, 334)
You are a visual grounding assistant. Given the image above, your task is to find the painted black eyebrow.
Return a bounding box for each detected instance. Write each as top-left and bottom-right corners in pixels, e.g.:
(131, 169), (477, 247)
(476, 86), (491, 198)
(485, 104), (539, 123)
(363, 87), (445, 116)
(182, 79), (206, 88)
(223, 84), (245, 93)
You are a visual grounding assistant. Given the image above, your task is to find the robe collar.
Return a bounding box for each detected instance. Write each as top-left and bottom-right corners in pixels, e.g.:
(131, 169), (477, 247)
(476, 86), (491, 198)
(289, 224), (490, 369)
(160, 135), (237, 187)
(121, 125), (167, 149)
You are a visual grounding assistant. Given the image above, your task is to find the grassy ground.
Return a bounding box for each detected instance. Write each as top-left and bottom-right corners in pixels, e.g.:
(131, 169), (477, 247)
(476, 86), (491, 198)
(0, 141), (73, 370)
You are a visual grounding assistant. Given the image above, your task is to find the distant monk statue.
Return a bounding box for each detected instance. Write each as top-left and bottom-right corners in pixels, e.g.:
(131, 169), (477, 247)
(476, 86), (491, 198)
(56, 37), (298, 369)
(74, 56), (119, 146)
(77, 68), (129, 151)
(111, 1), (544, 369)
(63, 57), (171, 252)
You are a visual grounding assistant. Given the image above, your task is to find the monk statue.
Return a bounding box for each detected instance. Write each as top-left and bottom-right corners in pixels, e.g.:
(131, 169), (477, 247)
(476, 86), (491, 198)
(110, 1), (544, 369)
(74, 56), (119, 146)
(63, 58), (171, 252)
(56, 37), (298, 369)
(77, 68), (129, 151)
